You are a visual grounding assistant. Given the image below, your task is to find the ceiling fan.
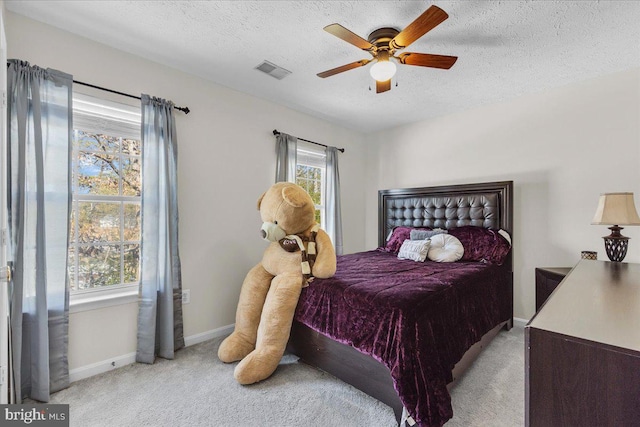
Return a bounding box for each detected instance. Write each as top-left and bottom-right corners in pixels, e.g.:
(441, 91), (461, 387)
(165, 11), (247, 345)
(317, 5), (458, 94)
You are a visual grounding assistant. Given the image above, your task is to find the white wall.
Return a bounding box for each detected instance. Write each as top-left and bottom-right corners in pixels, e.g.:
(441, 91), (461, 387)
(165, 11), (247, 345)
(365, 68), (640, 320)
(5, 12), (367, 372)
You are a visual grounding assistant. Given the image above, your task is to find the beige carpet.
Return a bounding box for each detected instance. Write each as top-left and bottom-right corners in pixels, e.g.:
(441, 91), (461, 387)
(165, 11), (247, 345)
(448, 325), (524, 426)
(44, 326), (524, 426)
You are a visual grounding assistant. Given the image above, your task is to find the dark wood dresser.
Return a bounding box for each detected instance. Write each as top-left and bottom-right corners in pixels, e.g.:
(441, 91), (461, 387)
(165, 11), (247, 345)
(526, 260), (640, 427)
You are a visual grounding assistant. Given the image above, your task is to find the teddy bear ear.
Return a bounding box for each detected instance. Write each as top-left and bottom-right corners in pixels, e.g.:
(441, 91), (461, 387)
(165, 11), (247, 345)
(282, 185), (308, 208)
(256, 192), (266, 210)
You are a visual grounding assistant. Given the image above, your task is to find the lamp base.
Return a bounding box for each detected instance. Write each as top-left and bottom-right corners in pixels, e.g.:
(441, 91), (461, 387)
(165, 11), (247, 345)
(603, 225), (629, 262)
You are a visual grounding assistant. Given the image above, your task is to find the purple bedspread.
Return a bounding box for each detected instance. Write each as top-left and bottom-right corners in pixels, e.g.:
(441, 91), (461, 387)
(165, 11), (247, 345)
(294, 249), (512, 427)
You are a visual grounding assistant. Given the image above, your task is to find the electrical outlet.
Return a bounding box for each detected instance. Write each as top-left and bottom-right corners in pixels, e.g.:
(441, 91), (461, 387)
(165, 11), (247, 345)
(182, 289), (190, 304)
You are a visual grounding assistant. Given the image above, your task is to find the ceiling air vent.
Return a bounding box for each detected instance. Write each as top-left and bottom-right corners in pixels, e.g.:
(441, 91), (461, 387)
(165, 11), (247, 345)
(255, 60), (291, 80)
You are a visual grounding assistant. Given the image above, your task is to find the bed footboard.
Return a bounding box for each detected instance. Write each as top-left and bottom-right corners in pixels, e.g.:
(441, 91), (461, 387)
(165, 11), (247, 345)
(288, 319), (510, 425)
(287, 320), (404, 422)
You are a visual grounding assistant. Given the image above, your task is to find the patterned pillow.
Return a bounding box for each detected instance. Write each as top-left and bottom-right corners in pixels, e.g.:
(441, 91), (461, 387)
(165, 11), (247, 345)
(397, 239), (431, 262)
(448, 226), (512, 265)
(410, 228), (448, 240)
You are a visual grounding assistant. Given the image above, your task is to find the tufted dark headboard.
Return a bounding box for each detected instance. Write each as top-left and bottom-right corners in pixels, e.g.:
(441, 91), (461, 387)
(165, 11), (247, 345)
(378, 181), (513, 268)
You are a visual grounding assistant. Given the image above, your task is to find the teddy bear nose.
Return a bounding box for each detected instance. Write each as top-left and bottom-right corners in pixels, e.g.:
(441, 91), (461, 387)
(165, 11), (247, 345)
(261, 222), (286, 242)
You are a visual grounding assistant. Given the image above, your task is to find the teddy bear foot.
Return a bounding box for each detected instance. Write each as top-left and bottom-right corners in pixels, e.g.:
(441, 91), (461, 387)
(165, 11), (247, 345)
(218, 333), (255, 363)
(233, 348), (281, 385)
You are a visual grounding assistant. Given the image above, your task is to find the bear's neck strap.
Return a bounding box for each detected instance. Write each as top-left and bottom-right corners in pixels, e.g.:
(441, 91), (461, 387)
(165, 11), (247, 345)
(278, 224), (319, 287)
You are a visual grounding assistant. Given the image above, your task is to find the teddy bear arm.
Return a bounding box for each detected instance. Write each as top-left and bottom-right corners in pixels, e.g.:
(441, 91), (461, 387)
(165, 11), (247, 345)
(312, 229), (337, 279)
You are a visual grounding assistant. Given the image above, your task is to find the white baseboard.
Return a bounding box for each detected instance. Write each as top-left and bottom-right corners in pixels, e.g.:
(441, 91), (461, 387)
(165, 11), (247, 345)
(513, 317), (529, 328)
(69, 351), (137, 383)
(184, 323), (234, 347)
(69, 323), (234, 383)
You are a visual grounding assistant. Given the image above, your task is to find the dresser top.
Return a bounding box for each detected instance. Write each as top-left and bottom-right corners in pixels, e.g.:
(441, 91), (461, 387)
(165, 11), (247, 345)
(528, 260), (640, 352)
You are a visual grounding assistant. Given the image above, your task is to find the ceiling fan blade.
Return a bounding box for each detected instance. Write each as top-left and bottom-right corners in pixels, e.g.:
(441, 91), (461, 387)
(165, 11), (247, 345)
(317, 59), (371, 78)
(324, 24), (376, 51)
(390, 5), (449, 50)
(397, 52), (458, 69)
(376, 79), (391, 94)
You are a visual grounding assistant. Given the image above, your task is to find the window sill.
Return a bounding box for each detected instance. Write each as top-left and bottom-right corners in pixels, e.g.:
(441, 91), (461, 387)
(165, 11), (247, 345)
(70, 287), (138, 314)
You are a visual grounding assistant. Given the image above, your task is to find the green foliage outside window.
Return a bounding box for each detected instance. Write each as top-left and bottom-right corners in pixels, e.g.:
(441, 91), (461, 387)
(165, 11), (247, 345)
(68, 131), (141, 291)
(296, 164), (323, 227)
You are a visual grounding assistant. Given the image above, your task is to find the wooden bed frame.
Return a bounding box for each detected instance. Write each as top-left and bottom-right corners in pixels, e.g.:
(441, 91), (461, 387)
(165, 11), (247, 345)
(286, 181), (514, 424)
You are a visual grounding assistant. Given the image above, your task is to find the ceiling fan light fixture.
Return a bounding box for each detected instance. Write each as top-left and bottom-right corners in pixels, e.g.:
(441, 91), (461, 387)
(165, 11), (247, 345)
(370, 60), (396, 82)
(370, 50), (396, 82)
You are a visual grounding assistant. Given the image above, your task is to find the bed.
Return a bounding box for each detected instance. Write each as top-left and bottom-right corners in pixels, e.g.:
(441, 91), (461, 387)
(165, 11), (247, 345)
(286, 181), (514, 426)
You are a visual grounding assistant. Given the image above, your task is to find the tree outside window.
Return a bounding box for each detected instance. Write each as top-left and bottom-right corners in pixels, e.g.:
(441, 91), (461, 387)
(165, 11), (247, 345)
(68, 96), (142, 293)
(296, 145), (325, 227)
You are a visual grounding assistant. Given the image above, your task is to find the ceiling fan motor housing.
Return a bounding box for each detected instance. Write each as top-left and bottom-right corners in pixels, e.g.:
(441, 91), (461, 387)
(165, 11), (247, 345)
(368, 27), (400, 52)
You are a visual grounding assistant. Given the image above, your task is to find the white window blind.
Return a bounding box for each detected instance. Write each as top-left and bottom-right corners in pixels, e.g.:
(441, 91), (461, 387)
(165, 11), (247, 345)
(73, 93), (141, 140)
(296, 141), (325, 167)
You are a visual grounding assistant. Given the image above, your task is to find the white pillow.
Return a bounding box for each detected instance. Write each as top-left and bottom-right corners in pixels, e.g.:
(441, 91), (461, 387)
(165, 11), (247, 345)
(498, 229), (512, 245)
(427, 234), (464, 263)
(398, 239), (431, 262)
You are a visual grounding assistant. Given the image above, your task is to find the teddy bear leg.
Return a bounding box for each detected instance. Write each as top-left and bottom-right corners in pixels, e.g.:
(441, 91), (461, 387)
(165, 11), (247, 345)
(218, 264), (273, 363)
(233, 273), (302, 384)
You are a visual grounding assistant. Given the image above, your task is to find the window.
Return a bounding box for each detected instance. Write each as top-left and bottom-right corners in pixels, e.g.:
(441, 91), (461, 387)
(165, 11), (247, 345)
(296, 143), (325, 227)
(68, 94), (142, 294)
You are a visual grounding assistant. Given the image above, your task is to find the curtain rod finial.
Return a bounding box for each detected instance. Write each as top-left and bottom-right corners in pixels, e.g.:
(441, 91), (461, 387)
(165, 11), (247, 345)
(272, 129), (279, 136)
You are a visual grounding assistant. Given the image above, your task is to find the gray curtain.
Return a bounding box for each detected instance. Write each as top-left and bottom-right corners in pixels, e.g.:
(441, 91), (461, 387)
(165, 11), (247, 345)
(325, 147), (343, 255)
(275, 132), (297, 183)
(136, 94), (184, 364)
(7, 60), (72, 402)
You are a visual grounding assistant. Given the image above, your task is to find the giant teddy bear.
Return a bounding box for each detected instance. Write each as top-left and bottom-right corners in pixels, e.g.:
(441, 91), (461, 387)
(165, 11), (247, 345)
(218, 182), (337, 384)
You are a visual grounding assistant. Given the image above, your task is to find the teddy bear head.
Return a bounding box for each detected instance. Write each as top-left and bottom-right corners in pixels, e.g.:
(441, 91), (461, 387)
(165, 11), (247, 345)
(257, 182), (316, 242)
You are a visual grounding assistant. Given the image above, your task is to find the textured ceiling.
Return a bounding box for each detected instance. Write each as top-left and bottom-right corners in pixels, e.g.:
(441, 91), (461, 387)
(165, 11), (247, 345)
(6, 1), (640, 133)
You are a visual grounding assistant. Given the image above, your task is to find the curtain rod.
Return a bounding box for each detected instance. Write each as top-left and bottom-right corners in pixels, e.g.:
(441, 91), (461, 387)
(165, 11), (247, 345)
(7, 61), (190, 113)
(272, 130), (344, 153)
(74, 80), (190, 114)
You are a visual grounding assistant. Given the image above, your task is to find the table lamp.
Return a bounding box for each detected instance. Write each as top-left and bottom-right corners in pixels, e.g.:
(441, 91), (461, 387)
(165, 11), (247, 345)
(591, 192), (640, 262)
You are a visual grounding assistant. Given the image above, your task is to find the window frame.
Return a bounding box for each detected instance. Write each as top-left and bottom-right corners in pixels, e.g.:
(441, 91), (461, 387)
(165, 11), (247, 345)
(68, 93), (142, 310)
(295, 143), (326, 227)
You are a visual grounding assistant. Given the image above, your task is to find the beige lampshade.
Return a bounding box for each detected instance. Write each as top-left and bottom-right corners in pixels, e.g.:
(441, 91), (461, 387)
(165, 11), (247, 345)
(591, 192), (640, 225)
